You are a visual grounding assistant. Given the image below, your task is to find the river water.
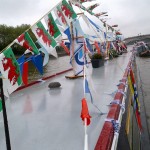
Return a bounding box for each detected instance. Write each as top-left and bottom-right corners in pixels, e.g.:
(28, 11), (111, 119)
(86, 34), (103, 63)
(27, 55), (71, 82)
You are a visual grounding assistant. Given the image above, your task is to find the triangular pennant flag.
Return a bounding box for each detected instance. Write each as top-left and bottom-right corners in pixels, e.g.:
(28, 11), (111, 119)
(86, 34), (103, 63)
(64, 27), (71, 42)
(85, 79), (93, 104)
(36, 40), (49, 66)
(0, 47), (22, 97)
(53, 5), (68, 30)
(22, 62), (28, 85)
(61, 0), (77, 24)
(44, 12), (61, 39)
(31, 21), (57, 57)
(15, 32), (39, 55)
(31, 54), (43, 75)
(80, 98), (91, 126)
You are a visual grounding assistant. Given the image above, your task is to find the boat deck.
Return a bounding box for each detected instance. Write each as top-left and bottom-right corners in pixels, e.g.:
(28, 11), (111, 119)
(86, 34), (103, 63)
(0, 49), (132, 150)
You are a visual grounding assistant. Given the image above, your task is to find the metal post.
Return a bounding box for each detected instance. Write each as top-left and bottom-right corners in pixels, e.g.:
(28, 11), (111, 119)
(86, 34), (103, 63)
(0, 78), (11, 150)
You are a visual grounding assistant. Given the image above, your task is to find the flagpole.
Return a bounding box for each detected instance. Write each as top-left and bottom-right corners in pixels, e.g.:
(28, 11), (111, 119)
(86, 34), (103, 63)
(0, 78), (11, 150)
(84, 118), (88, 150)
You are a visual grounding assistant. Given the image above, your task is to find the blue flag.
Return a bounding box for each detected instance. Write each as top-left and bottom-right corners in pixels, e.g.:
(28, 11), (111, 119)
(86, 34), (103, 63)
(85, 78), (93, 104)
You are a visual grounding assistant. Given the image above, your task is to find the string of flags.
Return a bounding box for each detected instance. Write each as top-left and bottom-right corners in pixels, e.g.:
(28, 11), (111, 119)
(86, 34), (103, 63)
(0, 0), (142, 150)
(0, 0), (78, 97)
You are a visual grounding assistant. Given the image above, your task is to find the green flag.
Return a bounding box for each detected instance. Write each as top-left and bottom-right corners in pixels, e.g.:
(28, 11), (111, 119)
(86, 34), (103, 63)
(15, 32), (39, 55)
(53, 5), (68, 30)
(31, 21), (57, 57)
(0, 47), (22, 97)
(44, 12), (61, 39)
(61, 0), (77, 24)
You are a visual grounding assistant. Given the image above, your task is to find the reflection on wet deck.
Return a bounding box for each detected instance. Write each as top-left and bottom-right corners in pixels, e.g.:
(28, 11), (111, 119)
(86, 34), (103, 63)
(0, 51), (132, 150)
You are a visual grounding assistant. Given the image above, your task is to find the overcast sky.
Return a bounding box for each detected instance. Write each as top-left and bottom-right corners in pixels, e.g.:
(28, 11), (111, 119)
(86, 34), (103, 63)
(0, 0), (150, 38)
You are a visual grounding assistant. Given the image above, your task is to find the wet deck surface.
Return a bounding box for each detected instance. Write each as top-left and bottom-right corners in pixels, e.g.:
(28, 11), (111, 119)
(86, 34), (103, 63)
(0, 50), (132, 150)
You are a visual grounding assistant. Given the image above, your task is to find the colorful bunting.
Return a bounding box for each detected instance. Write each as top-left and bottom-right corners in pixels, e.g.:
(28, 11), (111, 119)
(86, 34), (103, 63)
(15, 32), (39, 55)
(61, 0), (77, 24)
(17, 52), (43, 76)
(64, 27), (72, 42)
(31, 54), (43, 75)
(31, 21), (57, 57)
(72, 2), (94, 15)
(0, 47), (22, 97)
(53, 5), (68, 30)
(44, 12), (62, 39)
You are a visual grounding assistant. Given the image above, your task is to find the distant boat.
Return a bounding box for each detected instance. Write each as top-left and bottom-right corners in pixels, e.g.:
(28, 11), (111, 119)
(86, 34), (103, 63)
(134, 41), (150, 57)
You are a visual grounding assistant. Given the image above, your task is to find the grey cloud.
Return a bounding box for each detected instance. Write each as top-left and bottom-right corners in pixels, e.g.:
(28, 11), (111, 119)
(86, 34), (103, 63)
(0, 0), (149, 37)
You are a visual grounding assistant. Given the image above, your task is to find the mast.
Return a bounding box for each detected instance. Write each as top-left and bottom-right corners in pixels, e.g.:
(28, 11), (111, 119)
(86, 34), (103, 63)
(65, 1), (84, 79)
(0, 78), (11, 150)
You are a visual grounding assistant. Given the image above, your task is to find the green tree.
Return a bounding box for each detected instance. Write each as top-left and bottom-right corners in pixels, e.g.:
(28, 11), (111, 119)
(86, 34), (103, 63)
(0, 24), (31, 55)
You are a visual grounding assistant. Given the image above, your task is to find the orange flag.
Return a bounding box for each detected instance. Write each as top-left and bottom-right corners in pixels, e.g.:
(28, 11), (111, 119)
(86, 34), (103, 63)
(80, 98), (91, 126)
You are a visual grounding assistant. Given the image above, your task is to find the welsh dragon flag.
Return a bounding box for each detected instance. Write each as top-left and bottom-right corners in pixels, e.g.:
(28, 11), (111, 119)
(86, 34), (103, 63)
(53, 5), (68, 30)
(44, 12), (61, 39)
(0, 47), (22, 97)
(15, 32), (39, 55)
(60, 0), (77, 25)
(31, 21), (58, 57)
